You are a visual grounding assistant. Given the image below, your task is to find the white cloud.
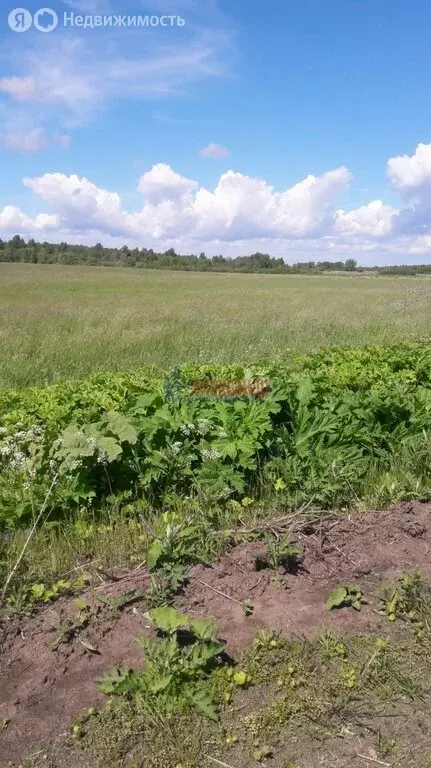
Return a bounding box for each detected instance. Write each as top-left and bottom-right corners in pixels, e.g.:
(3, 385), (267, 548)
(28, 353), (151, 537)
(0, 23), (234, 129)
(8, 163), (351, 244)
(0, 42), (100, 114)
(385, 142), (431, 236)
(138, 164), (198, 204)
(0, 0), (236, 166)
(199, 142), (229, 158)
(23, 173), (126, 236)
(335, 200), (397, 237)
(3, 142), (431, 265)
(52, 132), (72, 150)
(188, 167), (352, 240)
(2, 128), (71, 153)
(0, 76), (40, 101)
(0, 206), (59, 232)
(388, 142), (431, 191)
(3, 128), (47, 153)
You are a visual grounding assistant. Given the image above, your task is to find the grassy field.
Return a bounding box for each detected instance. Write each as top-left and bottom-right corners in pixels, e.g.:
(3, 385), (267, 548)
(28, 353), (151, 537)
(3, 264), (431, 768)
(0, 262), (430, 387)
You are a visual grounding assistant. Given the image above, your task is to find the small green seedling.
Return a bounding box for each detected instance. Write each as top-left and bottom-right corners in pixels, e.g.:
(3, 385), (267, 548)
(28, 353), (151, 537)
(381, 570), (424, 622)
(326, 584), (362, 611)
(256, 534), (302, 573)
(51, 603), (93, 650)
(95, 588), (144, 614)
(253, 745), (273, 762)
(242, 599), (254, 616)
(319, 631), (347, 659)
(233, 670), (248, 686)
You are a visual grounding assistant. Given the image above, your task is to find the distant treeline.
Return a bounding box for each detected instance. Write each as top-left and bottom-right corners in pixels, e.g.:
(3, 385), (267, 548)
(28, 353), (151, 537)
(1, 235), (431, 275)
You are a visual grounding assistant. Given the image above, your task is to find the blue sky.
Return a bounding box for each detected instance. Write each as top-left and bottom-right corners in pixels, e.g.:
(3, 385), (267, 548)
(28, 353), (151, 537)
(1, 0), (431, 264)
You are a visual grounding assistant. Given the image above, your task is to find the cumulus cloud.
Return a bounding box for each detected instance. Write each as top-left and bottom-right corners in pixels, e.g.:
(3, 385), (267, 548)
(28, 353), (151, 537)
(3, 142), (431, 264)
(385, 142), (431, 236)
(138, 164), (198, 204)
(199, 142), (229, 158)
(189, 168), (352, 240)
(335, 200), (398, 237)
(3, 163), (351, 244)
(388, 143), (431, 192)
(0, 206), (59, 232)
(23, 173), (127, 236)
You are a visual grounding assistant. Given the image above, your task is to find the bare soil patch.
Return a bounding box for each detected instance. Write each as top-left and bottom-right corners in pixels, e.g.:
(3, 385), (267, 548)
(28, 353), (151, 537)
(0, 573), (151, 766)
(178, 501), (431, 654)
(1, 501), (431, 766)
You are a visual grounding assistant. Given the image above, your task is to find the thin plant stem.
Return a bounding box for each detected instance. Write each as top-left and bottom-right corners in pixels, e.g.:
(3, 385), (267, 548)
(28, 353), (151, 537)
(0, 473), (58, 606)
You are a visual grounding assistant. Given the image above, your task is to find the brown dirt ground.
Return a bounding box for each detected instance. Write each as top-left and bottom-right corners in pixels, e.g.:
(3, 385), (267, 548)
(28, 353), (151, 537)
(1, 501), (431, 766)
(178, 500), (431, 655)
(0, 574), (152, 766)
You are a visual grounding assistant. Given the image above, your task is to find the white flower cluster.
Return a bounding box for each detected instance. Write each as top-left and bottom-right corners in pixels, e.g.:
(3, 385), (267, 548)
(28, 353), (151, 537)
(201, 447), (221, 460)
(171, 441), (182, 455)
(68, 459), (83, 471)
(179, 423), (195, 436)
(197, 418), (212, 434)
(97, 450), (109, 464)
(0, 425), (44, 475)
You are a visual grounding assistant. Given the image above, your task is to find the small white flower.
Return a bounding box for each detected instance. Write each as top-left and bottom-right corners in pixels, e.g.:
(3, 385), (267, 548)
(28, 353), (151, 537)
(201, 448), (221, 460)
(9, 451), (27, 469)
(179, 422), (195, 436)
(97, 450), (109, 464)
(171, 441), (182, 455)
(197, 418), (212, 433)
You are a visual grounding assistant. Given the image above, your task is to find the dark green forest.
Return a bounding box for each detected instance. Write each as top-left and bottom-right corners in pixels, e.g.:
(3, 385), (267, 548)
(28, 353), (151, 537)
(1, 234), (431, 275)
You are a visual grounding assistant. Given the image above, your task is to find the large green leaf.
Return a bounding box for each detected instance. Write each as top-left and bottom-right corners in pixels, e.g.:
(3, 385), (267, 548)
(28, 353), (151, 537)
(148, 606), (188, 634)
(104, 411), (138, 444)
(326, 586), (348, 610)
(97, 436), (122, 462)
(189, 618), (217, 641)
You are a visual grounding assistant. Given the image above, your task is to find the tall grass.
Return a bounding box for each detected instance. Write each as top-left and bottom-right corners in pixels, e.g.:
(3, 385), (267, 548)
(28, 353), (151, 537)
(1, 263), (430, 387)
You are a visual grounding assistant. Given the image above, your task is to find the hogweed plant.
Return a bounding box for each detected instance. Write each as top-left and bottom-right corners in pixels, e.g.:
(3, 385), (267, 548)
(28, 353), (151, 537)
(98, 607), (226, 721)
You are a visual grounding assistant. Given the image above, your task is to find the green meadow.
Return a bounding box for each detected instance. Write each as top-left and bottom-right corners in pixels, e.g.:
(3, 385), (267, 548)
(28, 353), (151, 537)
(0, 262), (430, 387)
